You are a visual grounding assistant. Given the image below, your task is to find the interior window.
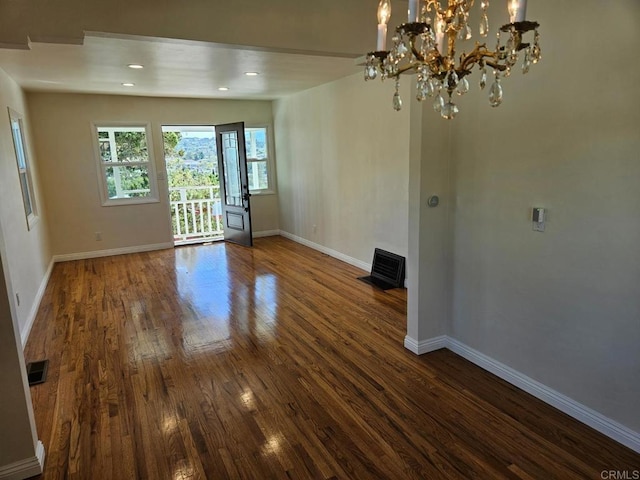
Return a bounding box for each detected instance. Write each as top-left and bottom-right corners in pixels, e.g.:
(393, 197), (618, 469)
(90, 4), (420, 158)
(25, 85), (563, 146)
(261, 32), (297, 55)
(93, 124), (159, 205)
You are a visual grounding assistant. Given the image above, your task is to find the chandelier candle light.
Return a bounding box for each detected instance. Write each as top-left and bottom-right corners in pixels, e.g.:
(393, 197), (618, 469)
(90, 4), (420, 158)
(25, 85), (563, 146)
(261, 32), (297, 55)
(364, 0), (541, 118)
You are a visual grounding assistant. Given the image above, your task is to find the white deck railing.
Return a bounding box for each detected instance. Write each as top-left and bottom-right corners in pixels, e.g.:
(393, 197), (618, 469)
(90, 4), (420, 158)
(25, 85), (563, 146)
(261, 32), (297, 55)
(169, 185), (223, 245)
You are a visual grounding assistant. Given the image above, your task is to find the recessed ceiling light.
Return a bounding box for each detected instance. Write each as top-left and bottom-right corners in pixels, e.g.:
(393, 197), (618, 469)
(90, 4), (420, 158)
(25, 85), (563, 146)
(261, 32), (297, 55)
(218, 87), (229, 91)
(127, 64), (144, 69)
(122, 83), (135, 87)
(244, 72), (259, 76)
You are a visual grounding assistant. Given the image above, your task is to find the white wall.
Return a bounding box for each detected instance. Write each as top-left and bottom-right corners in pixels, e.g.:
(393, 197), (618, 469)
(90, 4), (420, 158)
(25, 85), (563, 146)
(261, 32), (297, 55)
(0, 68), (51, 339)
(27, 93), (279, 256)
(273, 73), (410, 268)
(446, 0), (640, 432)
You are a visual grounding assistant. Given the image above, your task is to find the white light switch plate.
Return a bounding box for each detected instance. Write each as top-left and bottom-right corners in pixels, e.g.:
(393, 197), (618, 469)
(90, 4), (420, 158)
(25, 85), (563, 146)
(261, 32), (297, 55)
(533, 222), (545, 232)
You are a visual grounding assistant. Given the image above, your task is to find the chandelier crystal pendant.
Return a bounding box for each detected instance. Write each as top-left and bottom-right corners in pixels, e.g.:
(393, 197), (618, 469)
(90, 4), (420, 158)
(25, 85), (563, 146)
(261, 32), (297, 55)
(364, 0), (541, 119)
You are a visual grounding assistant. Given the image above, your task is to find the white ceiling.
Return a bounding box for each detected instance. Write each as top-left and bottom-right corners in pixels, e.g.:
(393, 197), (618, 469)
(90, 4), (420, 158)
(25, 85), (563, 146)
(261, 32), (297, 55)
(0, 34), (362, 100)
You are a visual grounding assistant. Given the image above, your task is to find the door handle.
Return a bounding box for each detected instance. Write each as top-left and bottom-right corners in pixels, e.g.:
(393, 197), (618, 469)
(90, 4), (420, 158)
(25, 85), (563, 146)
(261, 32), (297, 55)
(242, 193), (251, 201)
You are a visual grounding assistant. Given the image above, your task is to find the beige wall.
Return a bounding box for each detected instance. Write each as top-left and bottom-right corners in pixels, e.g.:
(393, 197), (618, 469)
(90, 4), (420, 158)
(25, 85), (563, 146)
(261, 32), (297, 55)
(273, 72), (410, 267)
(445, 0), (640, 431)
(0, 0), (389, 58)
(406, 97), (452, 344)
(27, 93), (279, 256)
(0, 242), (40, 469)
(0, 67), (44, 473)
(0, 0), (636, 458)
(0, 68), (51, 337)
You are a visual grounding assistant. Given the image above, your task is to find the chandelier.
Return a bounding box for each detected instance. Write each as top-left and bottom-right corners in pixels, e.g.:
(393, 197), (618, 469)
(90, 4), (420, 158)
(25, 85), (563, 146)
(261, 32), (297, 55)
(363, 0), (541, 118)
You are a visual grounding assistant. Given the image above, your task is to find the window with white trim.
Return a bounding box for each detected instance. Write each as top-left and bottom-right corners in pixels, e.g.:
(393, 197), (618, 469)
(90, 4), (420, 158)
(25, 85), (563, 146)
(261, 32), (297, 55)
(93, 124), (159, 205)
(9, 108), (38, 229)
(244, 127), (275, 194)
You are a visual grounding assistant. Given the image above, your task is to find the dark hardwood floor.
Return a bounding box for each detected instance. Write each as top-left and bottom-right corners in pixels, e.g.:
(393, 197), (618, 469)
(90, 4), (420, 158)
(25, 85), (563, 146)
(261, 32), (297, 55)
(24, 236), (639, 479)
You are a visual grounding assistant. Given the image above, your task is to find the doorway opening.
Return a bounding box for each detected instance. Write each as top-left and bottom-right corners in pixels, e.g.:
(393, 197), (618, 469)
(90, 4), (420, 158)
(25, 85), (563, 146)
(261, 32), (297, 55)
(162, 126), (222, 245)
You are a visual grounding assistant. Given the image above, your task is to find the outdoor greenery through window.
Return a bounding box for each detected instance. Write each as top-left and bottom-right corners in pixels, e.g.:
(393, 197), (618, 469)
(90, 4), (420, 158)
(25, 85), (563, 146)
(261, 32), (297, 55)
(162, 126), (272, 195)
(244, 127), (270, 192)
(162, 126), (221, 244)
(161, 124), (274, 245)
(94, 125), (158, 204)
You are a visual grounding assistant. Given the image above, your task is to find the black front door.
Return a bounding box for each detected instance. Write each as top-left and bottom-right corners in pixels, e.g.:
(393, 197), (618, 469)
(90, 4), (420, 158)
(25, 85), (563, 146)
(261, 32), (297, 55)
(215, 122), (253, 247)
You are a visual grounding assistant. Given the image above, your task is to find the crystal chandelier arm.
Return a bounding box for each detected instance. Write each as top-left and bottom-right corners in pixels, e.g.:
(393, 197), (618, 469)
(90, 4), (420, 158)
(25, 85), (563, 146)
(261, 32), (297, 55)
(425, 0), (474, 25)
(484, 60), (507, 71)
(407, 31), (447, 76)
(458, 43), (507, 73)
(410, 29), (441, 65)
(446, 0), (474, 22)
(424, 0), (444, 16)
(499, 20), (540, 50)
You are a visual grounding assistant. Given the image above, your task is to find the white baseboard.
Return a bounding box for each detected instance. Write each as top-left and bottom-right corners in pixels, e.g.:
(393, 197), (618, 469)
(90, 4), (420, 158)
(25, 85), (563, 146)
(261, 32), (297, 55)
(279, 230), (371, 272)
(253, 230), (280, 239)
(404, 335), (447, 355)
(52, 242), (174, 263)
(20, 259), (54, 348)
(0, 440), (45, 480)
(409, 335), (640, 453)
(446, 337), (640, 454)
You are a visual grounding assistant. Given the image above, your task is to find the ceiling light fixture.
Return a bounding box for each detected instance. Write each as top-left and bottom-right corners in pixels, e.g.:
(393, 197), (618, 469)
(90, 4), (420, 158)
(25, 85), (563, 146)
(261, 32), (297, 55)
(127, 64), (144, 69)
(244, 72), (260, 76)
(218, 87), (229, 91)
(364, 0), (541, 118)
(121, 82), (135, 87)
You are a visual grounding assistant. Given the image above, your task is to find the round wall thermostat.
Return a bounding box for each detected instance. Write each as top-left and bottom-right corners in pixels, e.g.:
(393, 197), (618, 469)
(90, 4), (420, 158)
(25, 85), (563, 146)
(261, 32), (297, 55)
(427, 195), (439, 207)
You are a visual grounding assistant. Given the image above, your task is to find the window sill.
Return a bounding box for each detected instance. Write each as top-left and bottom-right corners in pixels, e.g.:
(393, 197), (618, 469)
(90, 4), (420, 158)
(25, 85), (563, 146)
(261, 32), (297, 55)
(101, 197), (160, 207)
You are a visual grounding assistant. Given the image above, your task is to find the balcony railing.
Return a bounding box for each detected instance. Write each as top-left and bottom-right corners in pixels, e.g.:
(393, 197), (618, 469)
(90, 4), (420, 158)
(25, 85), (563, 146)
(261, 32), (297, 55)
(169, 185), (223, 245)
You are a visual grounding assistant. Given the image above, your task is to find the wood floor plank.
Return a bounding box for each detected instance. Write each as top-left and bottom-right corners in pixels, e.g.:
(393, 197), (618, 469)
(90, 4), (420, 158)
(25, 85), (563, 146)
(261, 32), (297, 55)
(24, 236), (640, 479)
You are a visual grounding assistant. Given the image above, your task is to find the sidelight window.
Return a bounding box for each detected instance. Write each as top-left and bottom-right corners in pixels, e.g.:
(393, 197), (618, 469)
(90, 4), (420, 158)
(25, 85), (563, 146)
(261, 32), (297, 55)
(244, 127), (275, 194)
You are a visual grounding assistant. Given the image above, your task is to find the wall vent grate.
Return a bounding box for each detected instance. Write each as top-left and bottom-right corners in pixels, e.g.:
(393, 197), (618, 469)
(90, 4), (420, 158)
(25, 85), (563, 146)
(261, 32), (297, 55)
(358, 248), (405, 290)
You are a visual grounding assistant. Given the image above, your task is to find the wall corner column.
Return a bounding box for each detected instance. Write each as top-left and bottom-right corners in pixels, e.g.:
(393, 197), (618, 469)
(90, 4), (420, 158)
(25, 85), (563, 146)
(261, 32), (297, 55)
(406, 83), (453, 354)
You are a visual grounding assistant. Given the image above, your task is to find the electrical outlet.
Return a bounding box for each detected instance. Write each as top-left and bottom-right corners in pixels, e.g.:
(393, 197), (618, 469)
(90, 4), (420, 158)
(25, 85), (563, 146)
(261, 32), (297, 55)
(312, 224), (317, 233)
(95, 231), (102, 241)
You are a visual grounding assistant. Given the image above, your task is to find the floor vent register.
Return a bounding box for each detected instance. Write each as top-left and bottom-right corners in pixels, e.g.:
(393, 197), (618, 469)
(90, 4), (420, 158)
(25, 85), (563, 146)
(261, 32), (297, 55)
(26, 359), (49, 386)
(358, 248), (406, 290)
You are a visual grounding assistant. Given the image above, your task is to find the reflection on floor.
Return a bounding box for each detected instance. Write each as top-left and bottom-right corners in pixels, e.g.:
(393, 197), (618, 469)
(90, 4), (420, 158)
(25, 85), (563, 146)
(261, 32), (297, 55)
(25, 236), (639, 479)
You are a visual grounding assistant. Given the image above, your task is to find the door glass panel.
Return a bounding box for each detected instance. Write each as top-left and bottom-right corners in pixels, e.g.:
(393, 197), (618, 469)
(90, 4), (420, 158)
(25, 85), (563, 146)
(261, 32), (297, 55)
(222, 131), (242, 207)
